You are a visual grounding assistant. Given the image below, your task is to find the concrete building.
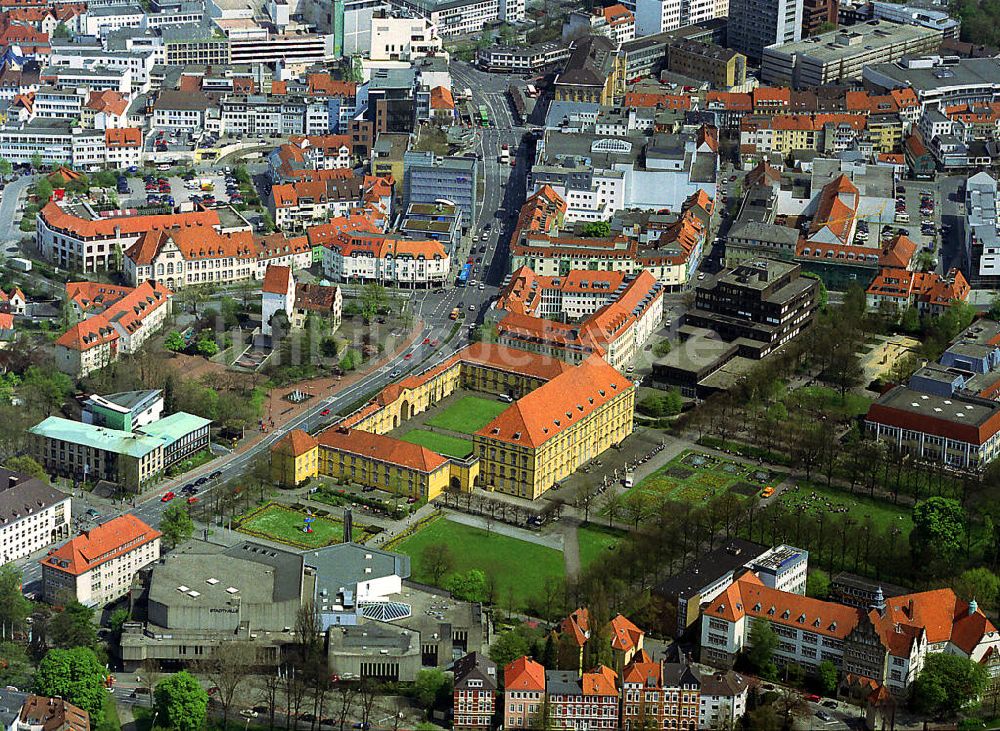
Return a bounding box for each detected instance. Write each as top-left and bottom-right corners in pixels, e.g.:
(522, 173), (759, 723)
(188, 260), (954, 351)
(967, 171), (1000, 285)
(398, 202), (463, 252)
(403, 152), (478, 224)
(727, 0), (803, 61)
(476, 42), (570, 73)
(368, 12), (442, 60)
(871, 1), (960, 39)
(761, 20), (943, 88)
(41, 514), (161, 607)
(387, 0), (524, 36)
(863, 56), (1000, 114)
(0, 469), (70, 565)
(685, 259), (819, 359)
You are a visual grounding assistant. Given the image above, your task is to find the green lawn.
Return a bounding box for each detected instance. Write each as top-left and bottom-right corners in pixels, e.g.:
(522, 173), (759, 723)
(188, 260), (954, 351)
(424, 396), (510, 435)
(777, 482), (913, 533)
(395, 518), (564, 609)
(577, 525), (625, 568)
(634, 450), (777, 503)
(238, 503), (343, 548)
(401, 429), (474, 459)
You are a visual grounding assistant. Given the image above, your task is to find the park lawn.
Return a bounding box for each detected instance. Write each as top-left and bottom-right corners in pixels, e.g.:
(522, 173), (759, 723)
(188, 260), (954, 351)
(396, 518), (564, 608)
(785, 385), (873, 420)
(401, 429), (474, 459)
(424, 396), (510, 435)
(777, 481), (913, 533)
(238, 503), (343, 548)
(577, 524), (625, 568)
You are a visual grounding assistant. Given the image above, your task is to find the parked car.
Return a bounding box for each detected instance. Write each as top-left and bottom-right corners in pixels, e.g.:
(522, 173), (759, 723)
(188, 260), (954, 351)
(161, 491), (176, 502)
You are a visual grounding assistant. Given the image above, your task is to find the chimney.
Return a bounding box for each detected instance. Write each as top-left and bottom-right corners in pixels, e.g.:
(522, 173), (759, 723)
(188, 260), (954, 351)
(8, 475), (19, 489)
(970, 598), (979, 616)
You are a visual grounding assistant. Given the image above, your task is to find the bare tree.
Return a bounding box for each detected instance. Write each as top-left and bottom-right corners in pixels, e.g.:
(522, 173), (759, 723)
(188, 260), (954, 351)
(199, 641), (257, 728)
(574, 480), (599, 524)
(260, 669), (282, 731)
(358, 680), (378, 728)
(334, 683), (358, 731)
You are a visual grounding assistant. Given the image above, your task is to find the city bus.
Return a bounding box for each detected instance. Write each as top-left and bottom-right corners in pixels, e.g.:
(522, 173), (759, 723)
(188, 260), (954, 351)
(479, 105), (490, 127)
(456, 262), (472, 286)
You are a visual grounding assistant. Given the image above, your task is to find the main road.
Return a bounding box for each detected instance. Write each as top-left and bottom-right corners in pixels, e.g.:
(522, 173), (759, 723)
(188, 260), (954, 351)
(16, 63), (531, 591)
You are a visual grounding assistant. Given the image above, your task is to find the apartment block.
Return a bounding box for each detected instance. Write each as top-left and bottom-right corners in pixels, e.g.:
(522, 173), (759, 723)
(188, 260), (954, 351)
(0, 469), (71, 565)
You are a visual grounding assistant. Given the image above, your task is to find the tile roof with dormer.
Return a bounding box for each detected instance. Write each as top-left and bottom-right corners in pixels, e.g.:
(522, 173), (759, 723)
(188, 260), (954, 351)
(42, 513), (160, 576)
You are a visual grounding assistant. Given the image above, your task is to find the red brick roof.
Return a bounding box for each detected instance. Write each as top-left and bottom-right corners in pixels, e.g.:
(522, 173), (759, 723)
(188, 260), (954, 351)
(273, 429), (318, 457)
(262, 264), (292, 295)
(317, 428), (448, 473)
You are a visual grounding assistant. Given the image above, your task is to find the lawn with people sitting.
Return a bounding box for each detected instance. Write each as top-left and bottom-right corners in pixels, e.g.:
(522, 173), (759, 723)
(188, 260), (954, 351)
(424, 396), (510, 435)
(635, 450), (778, 503)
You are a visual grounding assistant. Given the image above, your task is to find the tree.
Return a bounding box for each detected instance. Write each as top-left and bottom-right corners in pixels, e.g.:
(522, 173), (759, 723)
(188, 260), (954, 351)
(422, 541), (454, 585)
(3, 455), (47, 481)
(911, 653), (988, 718)
(0, 641), (34, 688)
(817, 660), (838, 695)
(653, 339), (671, 357)
(413, 668), (450, 710)
(745, 620), (778, 679)
(34, 179), (53, 202)
(360, 283), (387, 322)
(580, 221), (610, 238)
(30, 153), (43, 172)
(488, 627), (532, 668)
(50, 602), (97, 650)
(0, 158), (12, 178)
(0, 564), (32, 638)
(160, 503), (194, 549)
(805, 568), (831, 599)
(164, 331), (186, 352)
(445, 569), (487, 602)
(155, 671), (208, 731)
(198, 641), (256, 728)
(951, 568), (1000, 609)
(911, 497), (965, 570)
(35, 647), (106, 725)
(195, 335), (219, 357)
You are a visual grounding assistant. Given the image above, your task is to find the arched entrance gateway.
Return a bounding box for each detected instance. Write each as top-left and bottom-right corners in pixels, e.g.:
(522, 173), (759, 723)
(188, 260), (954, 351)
(399, 399), (411, 421)
(450, 476), (462, 492)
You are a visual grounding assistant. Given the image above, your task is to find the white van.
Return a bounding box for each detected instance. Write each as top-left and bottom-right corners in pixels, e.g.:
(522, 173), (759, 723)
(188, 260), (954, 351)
(623, 472), (634, 488)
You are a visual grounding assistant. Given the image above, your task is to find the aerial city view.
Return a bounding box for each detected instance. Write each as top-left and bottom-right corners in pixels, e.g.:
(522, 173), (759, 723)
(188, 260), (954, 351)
(6, 0), (1000, 729)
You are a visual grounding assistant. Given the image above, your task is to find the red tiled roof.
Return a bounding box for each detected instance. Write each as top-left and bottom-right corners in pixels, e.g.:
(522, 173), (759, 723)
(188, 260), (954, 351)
(504, 657), (546, 692)
(262, 264), (293, 295)
(318, 428), (448, 473)
(42, 514), (160, 576)
(609, 614), (643, 652)
(273, 429), (318, 457)
(477, 355), (632, 448)
(42, 201), (219, 240)
(105, 128), (142, 148)
(582, 666), (618, 697)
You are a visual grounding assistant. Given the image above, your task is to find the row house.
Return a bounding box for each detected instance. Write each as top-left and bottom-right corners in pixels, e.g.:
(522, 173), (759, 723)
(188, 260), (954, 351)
(269, 176), (365, 231)
(219, 94), (332, 137)
(866, 267), (971, 316)
(321, 232), (450, 287)
(621, 652), (701, 731)
(546, 667), (620, 730)
(453, 652), (497, 731)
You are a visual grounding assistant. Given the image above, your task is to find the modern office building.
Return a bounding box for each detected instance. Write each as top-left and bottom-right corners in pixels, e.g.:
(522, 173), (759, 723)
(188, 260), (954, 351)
(82, 390), (164, 432)
(0, 469), (71, 565)
(761, 20), (943, 88)
(801, 0), (837, 37)
(863, 56), (1000, 113)
(403, 152), (478, 225)
(41, 514), (161, 606)
(871, 1), (960, 39)
(685, 259), (819, 359)
(967, 171), (1000, 285)
(727, 0), (803, 61)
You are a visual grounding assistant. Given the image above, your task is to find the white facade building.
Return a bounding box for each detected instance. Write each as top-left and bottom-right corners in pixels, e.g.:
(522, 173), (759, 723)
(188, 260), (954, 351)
(0, 472), (71, 566)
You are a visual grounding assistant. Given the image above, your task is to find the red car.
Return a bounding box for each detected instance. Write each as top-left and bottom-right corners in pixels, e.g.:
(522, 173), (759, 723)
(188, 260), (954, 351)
(804, 694), (821, 702)
(404, 353), (413, 360)
(320, 408), (331, 416)
(423, 337), (431, 344)
(187, 496), (200, 504)
(161, 491), (176, 502)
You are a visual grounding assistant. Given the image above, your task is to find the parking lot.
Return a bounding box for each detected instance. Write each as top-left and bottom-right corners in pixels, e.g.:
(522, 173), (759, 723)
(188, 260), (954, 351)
(893, 180), (944, 270)
(121, 169), (245, 210)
